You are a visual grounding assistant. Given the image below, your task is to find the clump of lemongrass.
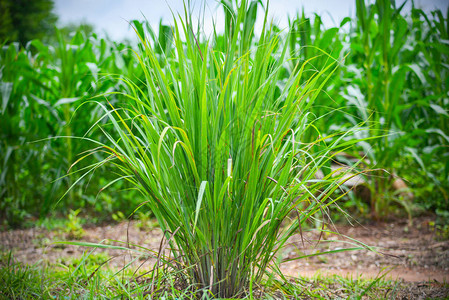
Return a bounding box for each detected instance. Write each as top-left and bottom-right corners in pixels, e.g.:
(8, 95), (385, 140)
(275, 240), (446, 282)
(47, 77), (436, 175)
(72, 1), (366, 298)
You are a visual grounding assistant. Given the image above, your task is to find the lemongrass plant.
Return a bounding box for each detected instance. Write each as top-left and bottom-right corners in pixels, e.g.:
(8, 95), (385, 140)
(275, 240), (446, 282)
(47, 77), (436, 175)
(73, 1), (364, 297)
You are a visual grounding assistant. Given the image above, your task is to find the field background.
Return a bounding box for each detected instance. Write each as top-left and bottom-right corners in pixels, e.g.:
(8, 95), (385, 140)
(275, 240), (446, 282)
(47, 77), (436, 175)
(1, 0), (448, 298)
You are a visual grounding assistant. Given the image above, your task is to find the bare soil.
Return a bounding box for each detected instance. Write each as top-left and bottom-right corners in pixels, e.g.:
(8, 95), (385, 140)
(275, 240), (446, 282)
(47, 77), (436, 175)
(281, 218), (449, 282)
(1, 216), (448, 298)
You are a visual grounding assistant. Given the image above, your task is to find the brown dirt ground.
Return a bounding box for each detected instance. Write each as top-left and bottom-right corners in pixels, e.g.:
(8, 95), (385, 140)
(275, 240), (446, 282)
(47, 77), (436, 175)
(1, 216), (448, 298)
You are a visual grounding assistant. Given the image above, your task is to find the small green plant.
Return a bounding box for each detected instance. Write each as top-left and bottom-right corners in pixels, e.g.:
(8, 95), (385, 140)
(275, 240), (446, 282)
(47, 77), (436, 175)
(429, 212), (449, 241)
(58, 252), (110, 269)
(135, 211), (157, 231)
(111, 211), (126, 222)
(65, 209), (85, 239)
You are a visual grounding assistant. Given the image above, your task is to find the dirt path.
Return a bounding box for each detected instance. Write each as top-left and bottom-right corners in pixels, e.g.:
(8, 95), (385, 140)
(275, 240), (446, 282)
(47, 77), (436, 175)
(280, 218), (449, 283)
(1, 217), (448, 293)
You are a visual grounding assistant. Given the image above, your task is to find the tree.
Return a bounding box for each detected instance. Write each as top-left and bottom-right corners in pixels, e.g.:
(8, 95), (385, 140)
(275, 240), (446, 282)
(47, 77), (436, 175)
(0, 0), (57, 45)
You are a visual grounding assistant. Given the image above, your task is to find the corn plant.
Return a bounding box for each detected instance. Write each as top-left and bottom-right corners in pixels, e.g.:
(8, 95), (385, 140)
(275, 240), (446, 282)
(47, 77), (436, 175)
(0, 28), (145, 226)
(287, 11), (348, 144)
(282, 1), (448, 219)
(71, 1), (367, 297)
(341, 0), (449, 218)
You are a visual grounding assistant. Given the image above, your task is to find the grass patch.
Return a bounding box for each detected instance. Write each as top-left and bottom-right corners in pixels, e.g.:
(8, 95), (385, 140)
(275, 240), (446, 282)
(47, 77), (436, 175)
(1, 252), (413, 299)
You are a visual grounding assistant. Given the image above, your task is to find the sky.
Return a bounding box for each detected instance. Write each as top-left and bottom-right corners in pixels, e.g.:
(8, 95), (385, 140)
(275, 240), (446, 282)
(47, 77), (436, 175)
(54, 0), (449, 41)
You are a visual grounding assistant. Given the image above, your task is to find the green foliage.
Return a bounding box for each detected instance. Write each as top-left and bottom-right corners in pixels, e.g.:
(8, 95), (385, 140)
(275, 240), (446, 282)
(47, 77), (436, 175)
(0, 0), (448, 296)
(0, 0), (58, 45)
(0, 251), (405, 299)
(66, 209), (85, 239)
(274, 271), (399, 299)
(349, 1), (448, 218)
(70, 1), (371, 297)
(0, 0), (447, 232)
(0, 27), (145, 227)
(0, 253), (54, 298)
(286, 1), (449, 219)
(58, 23), (95, 42)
